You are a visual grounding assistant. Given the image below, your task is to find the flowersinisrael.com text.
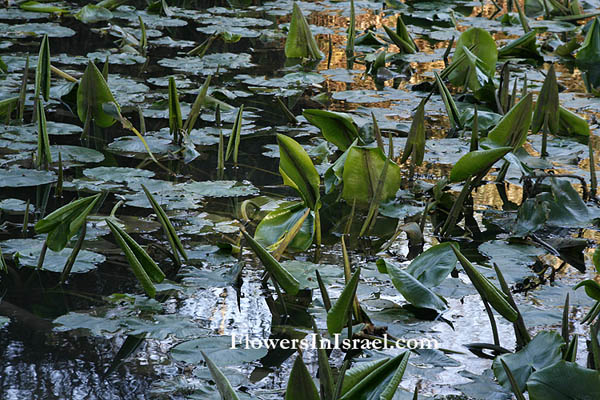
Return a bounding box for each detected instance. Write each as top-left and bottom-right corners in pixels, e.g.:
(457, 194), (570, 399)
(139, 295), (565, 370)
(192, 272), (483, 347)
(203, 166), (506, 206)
(231, 333), (439, 351)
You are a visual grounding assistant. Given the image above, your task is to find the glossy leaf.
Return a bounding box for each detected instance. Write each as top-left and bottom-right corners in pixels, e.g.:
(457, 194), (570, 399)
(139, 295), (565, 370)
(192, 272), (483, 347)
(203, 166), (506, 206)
(303, 109), (359, 151)
(254, 202), (314, 252)
(34, 34), (51, 102)
(449, 147), (512, 182)
(201, 351), (241, 400)
(383, 25), (415, 54)
(493, 331), (565, 392)
(285, 3), (322, 60)
(558, 106), (589, 137)
(532, 64), (559, 135)
(340, 358), (389, 395)
(35, 194), (101, 252)
(498, 31), (540, 59)
(21, 1), (67, 13)
(285, 355), (320, 400)
(36, 99), (52, 170)
(576, 17), (600, 66)
(574, 279), (600, 301)
(106, 219), (165, 298)
(527, 361), (600, 400)
(449, 28), (497, 88)
(378, 259), (447, 313)
(451, 244), (518, 322)
(77, 61), (119, 128)
(340, 352), (410, 400)
(277, 134), (321, 210)
(405, 242), (458, 287)
(327, 267), (360, 335)
(141, 184), (187, 263)
(487, 93), (533, 148)
(168, 76), (182, 140)
(400, 99), (426, 165)
(434, 71), (461, 130)
(342, 145), (402, 208)
(241, 229), (300, 295)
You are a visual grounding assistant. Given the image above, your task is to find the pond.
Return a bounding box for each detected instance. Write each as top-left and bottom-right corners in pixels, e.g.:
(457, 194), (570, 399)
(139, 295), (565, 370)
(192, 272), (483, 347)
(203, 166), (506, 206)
(1, 0), (600, 399)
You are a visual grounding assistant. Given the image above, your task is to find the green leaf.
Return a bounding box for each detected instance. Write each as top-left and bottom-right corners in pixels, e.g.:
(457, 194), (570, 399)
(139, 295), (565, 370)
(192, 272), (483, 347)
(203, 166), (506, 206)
(327, 267), (360, 335)
(448, 27), (498, 88)
(487, 93), (533, 148)
(383, 24), (416, 54)
(498, 31), (540, 59)
(303, 109), (359, 151)
(576, 17), (600, 66)
(527, 361), (600, 400)
(226, 105), (244, 163)
(34, 34), (51, 102)
(254, 202), (314, 252)
(285, 3), (322, 60)
(141, 184), (187, 263)
(341, 358), (389, 395)
(106, 219), (165, 298)
(277, 134), (321, 210)
(400, 99), (426, 165)
(340, 352), (410, 400)
(574, 279), (600, 301)
(378, 259), (447, 313)
(434, 71), (461, 130)
(285, 355), (320, 400)
(532, 64), (559, 135)
(77, 60), (119, 128)
(201, 351), (241, 400)
(557, 106), (589, 137)
(449, 146), (512, 182)
(451, 244), (518, 322)
(0, 97), (18, 120)
(593, 247), (600, 273)
(241, 229), (300, 295)
(341, 145), (402, 208)
(36, 99), (52, 170)
(35, 194), (101, 252)
(405, 242), (458, 287)
(74, 5), (113, 24)
(493, 331), (565, 392)
(20, 1), (67, 13)
(168, 76), (182, 139)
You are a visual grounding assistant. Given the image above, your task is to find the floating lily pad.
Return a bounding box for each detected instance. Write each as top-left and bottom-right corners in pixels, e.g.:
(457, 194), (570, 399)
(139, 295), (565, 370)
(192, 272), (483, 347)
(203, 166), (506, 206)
(158, 53), (254, 75)
(0, 167), (56, 187)
(1, 238), (105, 273)
(50, 145), (104, 164)
(171, 335), (267, 366)
(183, 180), (258, 197)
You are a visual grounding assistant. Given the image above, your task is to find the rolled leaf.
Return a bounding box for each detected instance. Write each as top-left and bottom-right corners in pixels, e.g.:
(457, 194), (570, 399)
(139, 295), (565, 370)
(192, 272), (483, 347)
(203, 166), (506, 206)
(35, 194), (101, 252)
(340, 352), (410, 400)
(400, 99), (426, 165)
(451, 244), (518, 322)
(285, 355), (320, 400)
(487, 93), (533, 148)
(254, 202), (314, 252)
(285, 3), (322, 60)
(34, 34), (51, 102)
(36, 99), (52, 170)
(498, 31), (540, 59)
(241, 229), (300, 295)
(327, 267), (360, 335)
(201, 351), (241, 400)
(77, 60), (119, 128)
(141, 184), (187, 262)
(532, 64), (559, 135)
(576, 17), (600, 66)
(168, 76), (182, 141)
(449, 147), (512, 182)
(434, 71), (461, 130)
(106, 219), (159, 298)
(277, 134), (321, 210)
